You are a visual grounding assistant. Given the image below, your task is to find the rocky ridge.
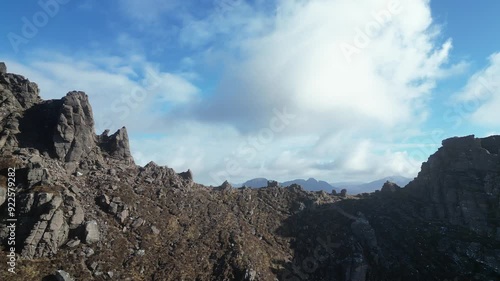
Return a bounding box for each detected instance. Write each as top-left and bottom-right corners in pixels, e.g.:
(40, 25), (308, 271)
(0, 64), (499, 280)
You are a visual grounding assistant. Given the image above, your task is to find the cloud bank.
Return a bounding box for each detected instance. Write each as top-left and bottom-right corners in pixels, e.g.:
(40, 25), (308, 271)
(5, 0), (474, 185)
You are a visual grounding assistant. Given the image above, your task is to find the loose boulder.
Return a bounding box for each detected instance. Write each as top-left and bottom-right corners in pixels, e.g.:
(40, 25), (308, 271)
(84, 220), (100, 244)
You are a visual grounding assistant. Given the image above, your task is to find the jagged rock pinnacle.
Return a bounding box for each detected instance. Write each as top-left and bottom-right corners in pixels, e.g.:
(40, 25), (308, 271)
(53, 91), (96, 162)
(0, 62), (6, 74)
(0, 67), (134, 166)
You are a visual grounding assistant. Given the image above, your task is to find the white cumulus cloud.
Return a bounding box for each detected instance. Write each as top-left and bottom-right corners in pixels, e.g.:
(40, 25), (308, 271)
(453, 52), (500, 127)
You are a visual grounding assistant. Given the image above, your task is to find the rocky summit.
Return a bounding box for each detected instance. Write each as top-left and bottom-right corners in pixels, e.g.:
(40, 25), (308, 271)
(0, 64), (499, 280)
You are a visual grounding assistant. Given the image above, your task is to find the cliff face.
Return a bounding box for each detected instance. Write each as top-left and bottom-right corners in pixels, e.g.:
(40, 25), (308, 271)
(0, 64), (499, 281)
(0, 65), (41, 150)
(276, 136), (500, 281)
(405, 135), (500, 237)
(0, 66), (133, 168)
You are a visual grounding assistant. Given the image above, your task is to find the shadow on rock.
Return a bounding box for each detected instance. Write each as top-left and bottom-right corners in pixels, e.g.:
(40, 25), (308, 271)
(274, 190), (500, 281)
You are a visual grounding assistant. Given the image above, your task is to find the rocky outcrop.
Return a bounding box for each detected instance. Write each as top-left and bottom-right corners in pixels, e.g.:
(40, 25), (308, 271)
(406, 135), (500, 236)
(380, 181), (400, 193)
(53, 92), (96, 163)
(218, 180), (233, 190)
(0, 62), (6, 74)
(137, 161), (197, 189)
(178, 169), (193, 181)
(1, 62), (133, 167)
(0, 64), (41, 151)
(19, 192), (70, 259)
(26, 162), (51, 187)
(267, 180), (279, 188)
(0, 66), (40, 111)
(14, 187), (87, 259)
(55, 270), (74, 281)
(97, 127), (134, 163)
(340, 188), (347, 197)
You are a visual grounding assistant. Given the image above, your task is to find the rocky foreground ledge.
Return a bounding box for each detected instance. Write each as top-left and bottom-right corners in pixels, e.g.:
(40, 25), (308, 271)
(0, 63), (500, 280)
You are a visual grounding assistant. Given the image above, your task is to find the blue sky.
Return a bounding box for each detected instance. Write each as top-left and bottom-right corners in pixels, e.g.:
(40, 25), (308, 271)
(1, 0), (499, 185)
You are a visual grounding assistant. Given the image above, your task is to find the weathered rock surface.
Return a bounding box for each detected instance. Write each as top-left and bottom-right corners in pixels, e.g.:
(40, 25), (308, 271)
(19, 192), (70, 259)
(53, 91), (96, 163)
(0, 187), (5, 206)
(97, 126), (134, 163)
(381, 180), (400, 193)
(406, 135), (500, 236)
(218, 180), (233, 190)
(84, 220), (100, 244)
(0, 65), (41, 151)
(26, 162), (50, 187)
(178, 169), (193, 181)
(0, 63), (133, 167)
(55, 269), (74, 281)
(67, 195), (85, 229)
(0, 62), (6, 74)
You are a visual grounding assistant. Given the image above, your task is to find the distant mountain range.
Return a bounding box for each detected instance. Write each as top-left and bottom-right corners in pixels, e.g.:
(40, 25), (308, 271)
(233, 177), (334, 191)
(282, 178), (334, 191)
(332, 176), (412, 194)
(234, 175), (412, 194)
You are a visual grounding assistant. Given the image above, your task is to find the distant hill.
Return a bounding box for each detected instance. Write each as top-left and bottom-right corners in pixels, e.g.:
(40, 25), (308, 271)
(281, 178), (335, 192)
(236, 177), (269, 188)
(235, 175), (412, 194)
(234, 177), (336, 192)
(332, 176), (412, 194)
